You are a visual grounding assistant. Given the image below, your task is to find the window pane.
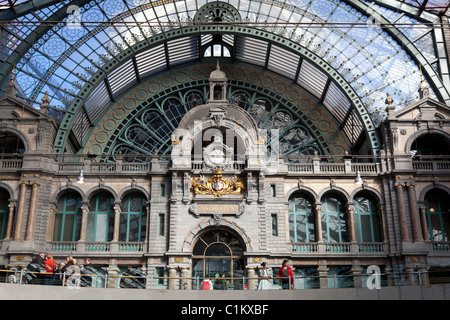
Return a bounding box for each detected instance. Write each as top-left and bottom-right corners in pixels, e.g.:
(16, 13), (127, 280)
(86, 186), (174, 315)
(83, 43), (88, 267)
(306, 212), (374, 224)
(119, 214), (128, 242)
(128, 213), (141, 241)
(328, 214), (340, 242)
(430, 214), (443, 241)
(361, 215), (372, 242)
(62, 214), (75, 241)
(308, 213), (316, 242)
(296, 214), (307, 242)
(96, 214), (108, 242)
(289, 214), (295, 242)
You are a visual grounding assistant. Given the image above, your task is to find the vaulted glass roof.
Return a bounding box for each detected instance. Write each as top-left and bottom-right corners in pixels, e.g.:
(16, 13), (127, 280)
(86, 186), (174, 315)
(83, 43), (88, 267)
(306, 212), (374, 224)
(0, 0), (449, 155)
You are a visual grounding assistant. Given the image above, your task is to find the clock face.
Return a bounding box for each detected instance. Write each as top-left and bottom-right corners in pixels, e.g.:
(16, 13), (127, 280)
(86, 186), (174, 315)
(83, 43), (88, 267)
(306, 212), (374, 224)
(209, 147), (225, 164)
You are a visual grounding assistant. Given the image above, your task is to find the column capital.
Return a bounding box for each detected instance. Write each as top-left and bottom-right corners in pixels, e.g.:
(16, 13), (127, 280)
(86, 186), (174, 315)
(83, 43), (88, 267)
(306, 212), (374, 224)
(406, 182), (416, 189)
(395, 182), (405, 188)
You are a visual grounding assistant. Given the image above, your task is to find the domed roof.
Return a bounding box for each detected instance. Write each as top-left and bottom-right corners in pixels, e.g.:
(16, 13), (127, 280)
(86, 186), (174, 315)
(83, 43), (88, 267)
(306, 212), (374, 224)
(209, 62), (227, 82)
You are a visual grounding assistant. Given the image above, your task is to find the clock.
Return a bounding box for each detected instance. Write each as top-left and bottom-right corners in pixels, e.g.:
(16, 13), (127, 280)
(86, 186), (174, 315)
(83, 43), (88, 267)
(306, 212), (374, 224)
(203, 133), (233, 168)
(209, 147), (226, 165)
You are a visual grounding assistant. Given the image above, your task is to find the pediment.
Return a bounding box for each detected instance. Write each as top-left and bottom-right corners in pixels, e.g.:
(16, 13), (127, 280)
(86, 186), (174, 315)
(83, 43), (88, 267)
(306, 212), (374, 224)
(0, 93), (49, 120)
(388, 97), (450, 123)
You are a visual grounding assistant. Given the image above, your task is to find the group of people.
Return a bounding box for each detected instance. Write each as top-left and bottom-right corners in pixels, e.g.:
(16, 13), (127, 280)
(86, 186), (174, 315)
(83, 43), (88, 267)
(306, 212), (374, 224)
(199, 259), (295, 290)
(257, 259), (294, 290)
(25, 253), (96, 286)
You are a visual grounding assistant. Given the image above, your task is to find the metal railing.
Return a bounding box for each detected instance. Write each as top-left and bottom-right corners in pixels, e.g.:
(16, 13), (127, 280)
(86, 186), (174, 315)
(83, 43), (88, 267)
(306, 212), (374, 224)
(0, 268), (446, 290)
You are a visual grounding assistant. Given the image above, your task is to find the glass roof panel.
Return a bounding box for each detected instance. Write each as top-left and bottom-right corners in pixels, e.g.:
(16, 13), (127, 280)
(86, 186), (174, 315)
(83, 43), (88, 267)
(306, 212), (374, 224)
(0, 0), (448, 152)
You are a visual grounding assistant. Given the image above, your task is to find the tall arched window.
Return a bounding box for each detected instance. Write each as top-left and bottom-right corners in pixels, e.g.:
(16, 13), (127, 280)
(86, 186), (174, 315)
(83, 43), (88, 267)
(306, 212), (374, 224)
(425, 189), (450, 241)
(288, 193), (315, 242)
(87, 192), (115, 242)
(321, 195), (348, 243)
(54, 192), (82, 242)
(353, 194), (381, 243)
(0, 189), (9, 240)
(120, 192), (147, 242)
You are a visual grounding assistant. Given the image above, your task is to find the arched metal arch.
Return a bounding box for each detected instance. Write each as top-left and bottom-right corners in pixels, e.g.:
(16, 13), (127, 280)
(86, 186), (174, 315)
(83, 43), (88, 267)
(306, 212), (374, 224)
(52, 26), (382, 155)
(1, 0), (448, 109)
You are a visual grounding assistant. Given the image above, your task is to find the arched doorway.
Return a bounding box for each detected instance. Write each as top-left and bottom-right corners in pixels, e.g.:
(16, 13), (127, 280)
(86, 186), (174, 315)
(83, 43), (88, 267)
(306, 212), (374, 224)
(192, 229), (245, 288)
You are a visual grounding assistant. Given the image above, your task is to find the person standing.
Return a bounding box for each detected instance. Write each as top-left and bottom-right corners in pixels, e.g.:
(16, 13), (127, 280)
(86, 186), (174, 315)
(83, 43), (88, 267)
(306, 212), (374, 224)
(43, 254), (57, 285)
(258, 262), (272, 290)
(277, 259), (294, 289)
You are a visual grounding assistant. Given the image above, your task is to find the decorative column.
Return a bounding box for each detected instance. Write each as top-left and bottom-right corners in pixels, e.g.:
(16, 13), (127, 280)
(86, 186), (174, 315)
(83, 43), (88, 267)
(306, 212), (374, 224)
(379, 206), (389, 243)
(406, 183), (423, 242)
(168, 266), (178, 290)
(246, 266), (257, 290)
(395, 182), (410, 243)
(79, 203), (89, 241)
(46, 205), (57, 241)
(4, 203), (15, 240)
(25, 182), (40, 241)
(180, 267), (191, 290)
(346, 204), (356, 243)
(419, 206), (430, 241)
(317, 265), (329, 289)
(112, 202), (121, 242)
(13, 182), (27, 241)
(315, 204), (323, 243)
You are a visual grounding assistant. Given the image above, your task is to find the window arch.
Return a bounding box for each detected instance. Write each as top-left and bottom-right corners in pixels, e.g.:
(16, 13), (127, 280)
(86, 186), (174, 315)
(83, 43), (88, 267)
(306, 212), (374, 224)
(0, 132), (25, 158)
(288, 193), (316, 242)
(353, 194), (382, 243)
(0, 189), (10, 240)
(54, 191), (82, 242)
(425, 189), (450, 241)
(87, 192), (115, 242)
(321, 194), (348, 243)
(119, 192), (147, 242)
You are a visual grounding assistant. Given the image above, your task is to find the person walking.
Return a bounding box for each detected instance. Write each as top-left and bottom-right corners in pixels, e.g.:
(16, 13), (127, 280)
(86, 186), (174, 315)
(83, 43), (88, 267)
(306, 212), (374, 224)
(277, 259), (294, 289)
(258, 262), (272, 290)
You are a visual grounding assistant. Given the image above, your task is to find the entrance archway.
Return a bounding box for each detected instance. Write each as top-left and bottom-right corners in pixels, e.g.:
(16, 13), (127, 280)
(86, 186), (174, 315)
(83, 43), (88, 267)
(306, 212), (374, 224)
(192, 229), (245, 288)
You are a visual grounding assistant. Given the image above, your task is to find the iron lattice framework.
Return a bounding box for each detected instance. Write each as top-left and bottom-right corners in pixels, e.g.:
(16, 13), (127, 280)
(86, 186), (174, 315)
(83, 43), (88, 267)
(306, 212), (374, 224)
(0, 0), (449, 157)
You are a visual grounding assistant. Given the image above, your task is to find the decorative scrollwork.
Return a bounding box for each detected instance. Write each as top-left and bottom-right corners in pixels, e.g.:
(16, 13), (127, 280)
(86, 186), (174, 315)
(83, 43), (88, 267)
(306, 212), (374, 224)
(191, 169), (244, 197)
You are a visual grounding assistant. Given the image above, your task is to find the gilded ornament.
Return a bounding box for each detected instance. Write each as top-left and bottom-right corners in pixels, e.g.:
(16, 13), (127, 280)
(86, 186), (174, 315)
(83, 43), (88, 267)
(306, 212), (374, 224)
(191, 169), (244, 197)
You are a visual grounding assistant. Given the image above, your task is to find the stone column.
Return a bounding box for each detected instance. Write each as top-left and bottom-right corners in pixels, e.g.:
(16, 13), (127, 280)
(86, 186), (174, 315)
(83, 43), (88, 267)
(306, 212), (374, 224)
(13, 182), (27, 241)
(180, 267), (191, 290)
(246, 266), (257, 290)
(25, 182), (40, 241)
(168, 266), (178, 290)
(112, 203), (121, 242)
(419, 206), (430, 241)
(4, 203), (15, 240)
(395, 182), (410, 243)
(315, 204), (323, 243)
(106, 265), (120, 288)
(79, 203), (89, 241)
(351, 266), (363, 288)
(46, 205), (57, 241)
(406, 183), (423, 242)
(317, 266), (329, 289)
(379, 206), (389, 243)
(347, 204), (356, 243)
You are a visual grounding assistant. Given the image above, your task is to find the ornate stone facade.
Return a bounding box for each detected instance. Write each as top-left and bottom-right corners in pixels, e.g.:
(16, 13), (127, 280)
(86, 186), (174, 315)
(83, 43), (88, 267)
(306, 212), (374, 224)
(0, 65), (449, 289)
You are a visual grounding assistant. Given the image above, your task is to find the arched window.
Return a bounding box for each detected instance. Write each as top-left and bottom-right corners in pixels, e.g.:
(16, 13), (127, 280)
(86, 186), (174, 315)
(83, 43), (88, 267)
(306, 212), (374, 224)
(288, 194), (315, 242)
(54, 192), (82, 242)
(192, 230), (244, 288)
(425, 189), (450, 241)
(0, 189), (9, 240)
(87, 192), (115, 242)
(0, 132), (25, 158)
(321, 195), (348, 243)
(120, 192), (147, 242)
(353, 194), (382, 243)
